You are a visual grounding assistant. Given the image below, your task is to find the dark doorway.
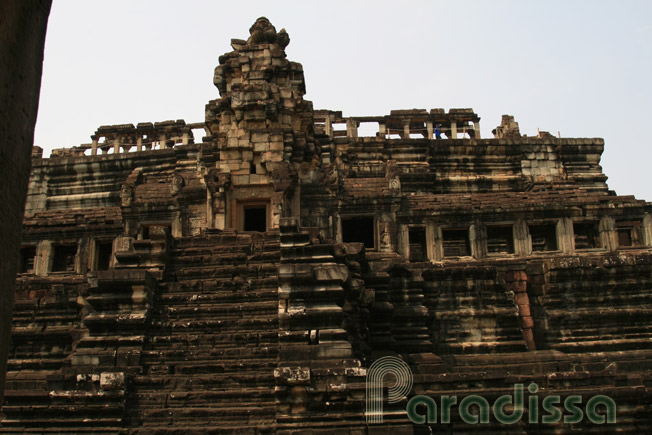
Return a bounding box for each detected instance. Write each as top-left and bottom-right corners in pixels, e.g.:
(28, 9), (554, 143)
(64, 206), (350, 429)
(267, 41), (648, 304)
(409, 228), (427, 262)
(244, 206), (267, 232)
(96, 242), (113, 271)
(342, 217), (375, 248)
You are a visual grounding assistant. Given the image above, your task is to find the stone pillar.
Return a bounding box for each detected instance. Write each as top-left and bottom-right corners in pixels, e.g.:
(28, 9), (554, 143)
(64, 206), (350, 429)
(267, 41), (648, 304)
(91, 139), (98, 156)
(469, 222), (483, 259)
(182, 132), (189, 145)
(34, 240), (52, 276)
(450, 122), (458, 139)
(599, 216), (618, 252)
(335, 214), (343, 244)
(426, 223), (436, 261)
(426, 121), (434, 139)
(397, 224), (409, 259)
(557, 218), (573, 253)
(136, 137), (143, 152)
(514, 219), (530, 256)
(346, 119), (358, 138)
(324, 115), (332, 137)
(113, 138), (120, 154)
(643, 213), (652, 247)
(433, 225), (444, 261)
(474, 121), (481, 139)
(378, 122), (386, 138)
(402, 119), (410, 138)
(159, 134), (167, 149)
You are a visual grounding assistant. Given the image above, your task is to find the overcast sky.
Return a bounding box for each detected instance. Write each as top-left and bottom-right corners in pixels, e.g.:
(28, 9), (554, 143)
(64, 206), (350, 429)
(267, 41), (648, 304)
(35, 0), (652, 200)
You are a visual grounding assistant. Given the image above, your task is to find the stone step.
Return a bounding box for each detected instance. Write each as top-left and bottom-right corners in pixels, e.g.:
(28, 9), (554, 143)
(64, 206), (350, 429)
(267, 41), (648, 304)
(173, 265), (278, 280)
(7, 358), (67, 371)
(140, 350), (277, 365)
(157, 290), (278, 303)
(156, 299), (278, 315)
(161, 278), (279, 294)
(141, 352), (278, 367)
(132, 373), (276, 390)
(145, 331), (278, 345)
(148, 316), (278, 331)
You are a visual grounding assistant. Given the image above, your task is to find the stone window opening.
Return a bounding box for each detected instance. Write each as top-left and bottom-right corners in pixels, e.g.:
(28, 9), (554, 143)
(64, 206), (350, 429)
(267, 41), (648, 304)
(486, 225), (515, 254)
(408, 227), (427, 262)
(52, 245), (77, 273)
(617, 220), (643, 247)
(141, 224), (171, 240)
(357, 122), (381, 138)
(442, 228), (471, 257)
(243, 206), (267, 232)
(95, 241), (113, 271)
(529, 224), (558, 252)
(19, 246), (36, 274)
(341, 216), (375, 249)
(574, 222), (600, 249)
(236, 201), (269, 232)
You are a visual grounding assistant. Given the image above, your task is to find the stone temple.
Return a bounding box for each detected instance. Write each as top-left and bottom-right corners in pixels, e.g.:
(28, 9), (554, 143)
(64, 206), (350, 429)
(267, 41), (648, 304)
(2, 17), (652, 433)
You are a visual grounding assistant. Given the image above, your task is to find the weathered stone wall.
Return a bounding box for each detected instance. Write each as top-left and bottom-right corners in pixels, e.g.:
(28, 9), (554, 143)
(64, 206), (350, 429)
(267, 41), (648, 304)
(3, 17), (652, 433)
(0, 0), (51, 403)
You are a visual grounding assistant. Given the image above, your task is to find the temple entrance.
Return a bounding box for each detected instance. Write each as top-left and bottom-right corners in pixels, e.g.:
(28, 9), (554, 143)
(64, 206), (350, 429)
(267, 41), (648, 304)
(244, 206), (267, 232)
(237, 201), (269, 232)
(342, 216), (375, 249)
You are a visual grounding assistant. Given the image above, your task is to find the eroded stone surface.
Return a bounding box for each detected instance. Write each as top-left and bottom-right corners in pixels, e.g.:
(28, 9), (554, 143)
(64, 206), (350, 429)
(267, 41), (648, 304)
(3, 17), (652, 434)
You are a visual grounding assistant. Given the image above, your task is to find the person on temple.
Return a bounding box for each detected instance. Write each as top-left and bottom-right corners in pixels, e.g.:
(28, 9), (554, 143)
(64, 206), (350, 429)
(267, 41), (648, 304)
(435, 124), (442, 139)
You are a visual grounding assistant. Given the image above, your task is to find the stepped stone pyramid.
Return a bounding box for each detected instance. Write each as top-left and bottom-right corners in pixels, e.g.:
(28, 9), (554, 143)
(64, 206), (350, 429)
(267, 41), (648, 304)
(3, 17), (652, 433)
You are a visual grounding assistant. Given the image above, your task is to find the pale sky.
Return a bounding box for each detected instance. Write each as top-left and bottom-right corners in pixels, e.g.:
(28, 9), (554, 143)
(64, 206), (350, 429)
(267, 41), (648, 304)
(35, 0), (652, 200)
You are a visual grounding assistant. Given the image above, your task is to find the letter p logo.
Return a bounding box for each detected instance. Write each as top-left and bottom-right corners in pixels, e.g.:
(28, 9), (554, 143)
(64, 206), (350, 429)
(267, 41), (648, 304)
(366, 356), (413, 424)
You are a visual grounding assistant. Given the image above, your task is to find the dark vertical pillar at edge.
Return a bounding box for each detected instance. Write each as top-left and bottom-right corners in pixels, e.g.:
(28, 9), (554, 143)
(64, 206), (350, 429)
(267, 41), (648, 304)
(0, 0), (52, 403)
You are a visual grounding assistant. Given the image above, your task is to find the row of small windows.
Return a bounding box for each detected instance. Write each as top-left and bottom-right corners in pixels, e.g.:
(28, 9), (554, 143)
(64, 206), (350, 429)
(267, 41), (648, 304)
(17, 218), (647, 272)
(341, 217), (646, 261)
(18, 241), (113, 275)
(439, 221), (642, 259)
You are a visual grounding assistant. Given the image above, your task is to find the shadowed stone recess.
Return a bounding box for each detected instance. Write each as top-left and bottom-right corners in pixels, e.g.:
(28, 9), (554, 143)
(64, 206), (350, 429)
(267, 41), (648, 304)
(0, 0), (51, 404)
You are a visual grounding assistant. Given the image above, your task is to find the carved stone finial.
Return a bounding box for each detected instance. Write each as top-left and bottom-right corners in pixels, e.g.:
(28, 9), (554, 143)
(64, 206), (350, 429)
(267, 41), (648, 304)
(247, 17), (290, 48)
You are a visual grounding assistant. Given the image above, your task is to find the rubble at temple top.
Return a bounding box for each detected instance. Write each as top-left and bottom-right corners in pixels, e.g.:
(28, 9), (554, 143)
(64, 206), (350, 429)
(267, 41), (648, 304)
(41, 17), (564, 159)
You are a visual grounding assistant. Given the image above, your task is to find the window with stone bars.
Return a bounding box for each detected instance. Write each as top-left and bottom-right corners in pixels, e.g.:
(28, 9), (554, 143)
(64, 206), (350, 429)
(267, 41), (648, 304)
(486, 225), (514, 254)
(574, 222), (601, 249)
(52, 245), (77, 273)
(529, 224), (557, 252)
(442, 228), (470, 257)
(616, 220), (643, 247)
(19, 246), (36, 274)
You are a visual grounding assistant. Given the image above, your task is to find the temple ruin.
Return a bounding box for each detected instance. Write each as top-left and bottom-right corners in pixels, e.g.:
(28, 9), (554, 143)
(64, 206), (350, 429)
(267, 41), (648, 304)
(2, 17), (652, 433)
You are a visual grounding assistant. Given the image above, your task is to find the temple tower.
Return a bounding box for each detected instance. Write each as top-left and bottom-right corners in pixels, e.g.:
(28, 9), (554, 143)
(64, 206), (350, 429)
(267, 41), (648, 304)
(204, 17), (316, 231)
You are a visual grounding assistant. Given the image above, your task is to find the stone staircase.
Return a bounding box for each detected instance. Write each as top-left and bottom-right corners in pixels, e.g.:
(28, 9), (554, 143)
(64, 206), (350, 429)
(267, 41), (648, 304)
(531, 254), (652, 353)
(0, 277), (110, 433)
(422, 264), (527, 355)
(128, 231), (281, 432)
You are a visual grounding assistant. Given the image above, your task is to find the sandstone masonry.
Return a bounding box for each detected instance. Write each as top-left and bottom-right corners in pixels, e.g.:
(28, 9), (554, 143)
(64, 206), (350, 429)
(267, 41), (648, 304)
(3, 18), (652, 434)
